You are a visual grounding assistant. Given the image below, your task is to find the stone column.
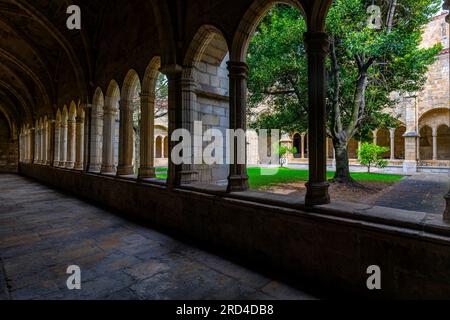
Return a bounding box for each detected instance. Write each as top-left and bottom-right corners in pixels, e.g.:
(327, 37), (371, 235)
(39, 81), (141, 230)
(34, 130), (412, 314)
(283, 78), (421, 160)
(30, 129), (35, 164)
(432, 127), (438, 161)
(226, 61), (249, 192)
(66, 117), (76, 169)
(443, 1), (450, 222)
(138, 92), (156, 179)
(116, 100), (134, 176)
(101, 107), (116, 173)
(160, 64), (183, 188)
(36, 128), (42, 164)
(179, 74), (199, 183)
(42, 124), (47, 165)
(301, 133), (306, 159)
(304, 32), (330, 206)
(60, 121), (68, 167)
(87, 105), (101, 172)
(74, 111), (85, 170)
(403, 97), (418, 174)
(54, 123), (61, 166)
(390, 128), (396, 160)
(46, 121), (54, 165)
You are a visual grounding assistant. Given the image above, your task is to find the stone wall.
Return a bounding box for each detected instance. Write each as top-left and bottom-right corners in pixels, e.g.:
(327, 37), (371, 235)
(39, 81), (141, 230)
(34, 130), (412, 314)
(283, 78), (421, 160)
(0, 115), (17, 173)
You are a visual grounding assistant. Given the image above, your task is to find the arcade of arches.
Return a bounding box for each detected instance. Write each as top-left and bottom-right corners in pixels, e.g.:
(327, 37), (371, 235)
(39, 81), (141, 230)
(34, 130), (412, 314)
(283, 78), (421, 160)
(1, 0), (450, 299)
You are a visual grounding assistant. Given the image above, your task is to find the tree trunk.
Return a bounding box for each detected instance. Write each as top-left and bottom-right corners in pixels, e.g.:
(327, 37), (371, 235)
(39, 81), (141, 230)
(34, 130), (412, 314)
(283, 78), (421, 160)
(332, 139), (355, 183)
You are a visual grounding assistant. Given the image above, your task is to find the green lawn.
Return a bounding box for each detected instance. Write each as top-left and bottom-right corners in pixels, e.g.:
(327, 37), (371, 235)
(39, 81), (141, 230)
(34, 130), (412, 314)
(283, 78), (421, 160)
(155, 167), (404, 189)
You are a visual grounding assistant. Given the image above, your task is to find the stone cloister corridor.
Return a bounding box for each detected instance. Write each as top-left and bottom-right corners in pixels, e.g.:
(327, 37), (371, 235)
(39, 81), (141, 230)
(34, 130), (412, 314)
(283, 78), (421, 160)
(1, 0), (450, 301)
(0, 174), (314, 300)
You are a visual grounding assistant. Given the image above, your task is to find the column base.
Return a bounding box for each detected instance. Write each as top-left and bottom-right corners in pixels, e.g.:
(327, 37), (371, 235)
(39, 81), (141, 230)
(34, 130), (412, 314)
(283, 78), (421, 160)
(101, 165), (116, 174)
(74, 162), (84, 171)
(116, 165), (134, 176)
(65, 161), (75, 169)
(179, 170), (199, 184)
(402, 160), (417, 174)
(138, 166), (156, 179)
(305, 181), (330, 207)
(444, 192), (450, 222)
(227, 174), (249, 192)
(88, 164), (102, 173)
(58, 162), (66, 168)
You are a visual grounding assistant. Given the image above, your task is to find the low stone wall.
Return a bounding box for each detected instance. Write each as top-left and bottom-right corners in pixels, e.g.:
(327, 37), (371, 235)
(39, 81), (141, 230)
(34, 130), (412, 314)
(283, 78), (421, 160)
(19, 164), (450, 299)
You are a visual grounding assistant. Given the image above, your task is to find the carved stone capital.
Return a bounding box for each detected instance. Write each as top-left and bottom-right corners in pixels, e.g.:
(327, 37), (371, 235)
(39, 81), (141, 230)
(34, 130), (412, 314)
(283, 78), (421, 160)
(227, 61), (249, 79)
(304, 32), (330, 57)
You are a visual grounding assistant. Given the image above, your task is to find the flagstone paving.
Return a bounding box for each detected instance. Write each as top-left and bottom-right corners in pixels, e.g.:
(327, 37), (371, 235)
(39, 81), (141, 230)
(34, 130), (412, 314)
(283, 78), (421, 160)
(374, 173), (449, 214)
(0, 174), (316, 300)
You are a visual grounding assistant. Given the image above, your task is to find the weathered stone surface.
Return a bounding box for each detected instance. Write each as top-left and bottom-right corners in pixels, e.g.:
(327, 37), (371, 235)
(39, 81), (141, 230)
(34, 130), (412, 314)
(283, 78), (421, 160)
(0, 174), (312, 300)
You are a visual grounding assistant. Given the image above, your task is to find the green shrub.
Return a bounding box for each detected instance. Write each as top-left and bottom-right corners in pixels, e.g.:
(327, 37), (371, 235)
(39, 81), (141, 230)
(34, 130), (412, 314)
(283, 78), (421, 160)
(357, 143), (390, 173)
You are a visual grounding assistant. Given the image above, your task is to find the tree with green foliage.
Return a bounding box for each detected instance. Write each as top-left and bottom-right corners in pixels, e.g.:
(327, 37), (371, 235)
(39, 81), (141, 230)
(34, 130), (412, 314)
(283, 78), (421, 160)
(275, 145), (298, 167)
(358, 143), (390, 173)
(247, 0), (442, 184)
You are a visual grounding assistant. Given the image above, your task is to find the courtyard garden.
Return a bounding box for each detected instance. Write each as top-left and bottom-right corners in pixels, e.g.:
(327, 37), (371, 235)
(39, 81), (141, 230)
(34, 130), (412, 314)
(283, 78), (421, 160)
(155, 167), (405, 205)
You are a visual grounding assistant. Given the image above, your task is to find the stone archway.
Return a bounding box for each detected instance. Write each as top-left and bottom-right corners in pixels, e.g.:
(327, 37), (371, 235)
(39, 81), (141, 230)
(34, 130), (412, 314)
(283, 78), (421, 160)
(394, 126), (406, 160)
(293, 133), (301, 158)
(102, 80), (120, 174)
(437, 125), (450, 160)
(377, 129), (391, 159)
(420, 126), (433, 160)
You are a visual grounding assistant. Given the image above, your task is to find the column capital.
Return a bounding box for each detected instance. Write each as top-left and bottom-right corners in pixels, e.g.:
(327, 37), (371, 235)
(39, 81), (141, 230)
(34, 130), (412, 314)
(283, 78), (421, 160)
(119, 99), (133, 111)
(181, 77), (197, 91)
(227, 61), (249, 79)
(304, 32), (330, 57)
(103, 106), (117, 116)
(432, 127), (438, 137)
(159, 64), (183, 76)
(140, 91), (156, 103)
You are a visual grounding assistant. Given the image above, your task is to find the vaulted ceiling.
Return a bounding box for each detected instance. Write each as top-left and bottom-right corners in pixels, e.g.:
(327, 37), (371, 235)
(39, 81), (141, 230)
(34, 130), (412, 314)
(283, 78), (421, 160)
(0, 0), (106, 127)
(0, 0), (334, 132)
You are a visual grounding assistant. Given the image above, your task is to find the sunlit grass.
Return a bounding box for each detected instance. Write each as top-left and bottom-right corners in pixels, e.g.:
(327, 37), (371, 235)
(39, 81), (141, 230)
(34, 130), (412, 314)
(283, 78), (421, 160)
(155, 167), (404, 188)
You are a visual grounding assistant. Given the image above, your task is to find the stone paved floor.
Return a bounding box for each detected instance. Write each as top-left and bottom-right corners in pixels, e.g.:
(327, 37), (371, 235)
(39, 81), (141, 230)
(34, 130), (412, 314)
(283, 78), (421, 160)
(0, 174), (316, 300)
(374, 173), (450, 214)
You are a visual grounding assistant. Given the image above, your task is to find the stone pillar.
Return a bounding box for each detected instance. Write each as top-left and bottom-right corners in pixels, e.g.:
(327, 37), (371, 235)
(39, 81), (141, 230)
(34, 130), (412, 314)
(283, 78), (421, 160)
(161, 64), (183, 188)
(432, 127), (438, 161)
(30, 129), (35, 164)
(373, 130), (378, 145)
(66, 117), (76, 169)
(101, 107), (116, 173)
(304, 32), (330, 206)
(46, 121), (54, 165)
(36, 128), (42, 164)
(138, 92), (156, 179)
(403, 97), (418, 174)
(179, 74), (199, 184)
(54, 123), (61, 166)
(42, 124), (47, 165)
(116, 100), (134, 176)
(301, 133), (306, 159)
(74, 111), (85, 170)
(226, 61), (249, 192)
(60, 121), (68, 167)
(390, 128), (396, 160)
(443, 0), (450, 222)
(88, 105), (102, 172)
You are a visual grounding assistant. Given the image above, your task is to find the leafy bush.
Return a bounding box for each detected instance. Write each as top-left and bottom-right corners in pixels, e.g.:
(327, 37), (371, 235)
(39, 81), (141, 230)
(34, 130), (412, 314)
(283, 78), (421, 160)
(274, 145), (297, 167)
(358, 143), (390, 173)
